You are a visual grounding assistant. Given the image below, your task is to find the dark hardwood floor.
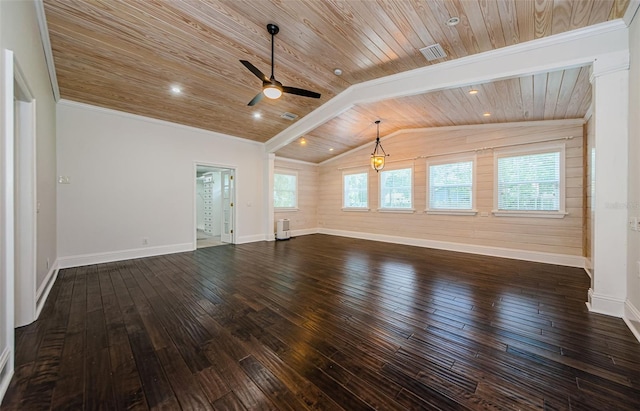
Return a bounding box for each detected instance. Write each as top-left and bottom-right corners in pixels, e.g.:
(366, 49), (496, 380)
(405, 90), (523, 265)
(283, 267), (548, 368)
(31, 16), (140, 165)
(2, 234), (640, 410)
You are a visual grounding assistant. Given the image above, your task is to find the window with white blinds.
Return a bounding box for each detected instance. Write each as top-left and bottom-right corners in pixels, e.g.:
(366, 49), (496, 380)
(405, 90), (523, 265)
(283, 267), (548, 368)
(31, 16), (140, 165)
(379, 167), (413, 210)
(496, 147), (563, 213)
(343, 171), (368, 209)
(274, 170), (298, 209)
(428, 160), (474, 211)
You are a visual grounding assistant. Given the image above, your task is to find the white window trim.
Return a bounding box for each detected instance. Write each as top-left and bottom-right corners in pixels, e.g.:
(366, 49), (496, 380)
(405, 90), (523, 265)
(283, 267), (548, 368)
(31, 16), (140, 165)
(377, 208), (416, 213)
(426, 153), (477, 215)
(378, 164), (414, 212)
(274, 168), (298, 210)
(493, 142), (566, 218)
(342, 168), (369, 210)
(426, 209), (478, 216)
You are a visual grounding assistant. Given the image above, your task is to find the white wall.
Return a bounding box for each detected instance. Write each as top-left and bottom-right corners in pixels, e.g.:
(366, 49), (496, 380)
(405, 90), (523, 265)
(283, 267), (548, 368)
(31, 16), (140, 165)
(2, 1), (56, 294)
(0, 0), (57, 401)
(626, 9), (640, 338)
(57, 100), (266, 265)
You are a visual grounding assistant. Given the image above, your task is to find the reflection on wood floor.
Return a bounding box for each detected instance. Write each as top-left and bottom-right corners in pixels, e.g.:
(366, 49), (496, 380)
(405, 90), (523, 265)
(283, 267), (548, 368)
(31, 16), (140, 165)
(2, 234), (640, 410)
(197, 229), (226, 248)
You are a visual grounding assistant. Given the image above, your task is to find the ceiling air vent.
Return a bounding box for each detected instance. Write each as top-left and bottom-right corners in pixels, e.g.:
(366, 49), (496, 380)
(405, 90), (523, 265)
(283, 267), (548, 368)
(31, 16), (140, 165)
(280, 112), (298, 121)
(420, 43), (447, 61)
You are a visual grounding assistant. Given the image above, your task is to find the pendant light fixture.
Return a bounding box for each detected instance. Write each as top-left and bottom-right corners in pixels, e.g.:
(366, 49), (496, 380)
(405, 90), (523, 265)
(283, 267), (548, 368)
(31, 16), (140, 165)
(370, 120), (388, 172)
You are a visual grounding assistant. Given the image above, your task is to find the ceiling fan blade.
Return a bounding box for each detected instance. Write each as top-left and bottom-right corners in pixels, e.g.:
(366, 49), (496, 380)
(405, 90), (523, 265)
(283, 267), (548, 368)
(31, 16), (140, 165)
(247, 91), (264, 106)
(282, 86), (321, 99)
(240, 60), (268, 82)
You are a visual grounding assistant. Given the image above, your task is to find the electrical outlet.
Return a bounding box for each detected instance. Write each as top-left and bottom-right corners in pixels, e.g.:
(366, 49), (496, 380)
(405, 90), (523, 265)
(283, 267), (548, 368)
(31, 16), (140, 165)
(57, 176), (70, 184)
(629, 217), (638, 231)
(142, 237), (149, 245)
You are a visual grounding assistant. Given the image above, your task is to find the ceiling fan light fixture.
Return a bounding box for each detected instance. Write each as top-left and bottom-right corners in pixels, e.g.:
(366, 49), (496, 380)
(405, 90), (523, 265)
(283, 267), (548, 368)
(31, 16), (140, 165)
(263, 84), (283, 99)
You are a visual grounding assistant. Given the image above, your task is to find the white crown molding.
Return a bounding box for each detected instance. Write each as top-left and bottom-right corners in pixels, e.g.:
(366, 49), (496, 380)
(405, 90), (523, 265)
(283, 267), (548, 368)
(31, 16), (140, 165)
(57, 99), (264, 147)
(267, 20), (627, 154)
(34, 0), (60, 101)
(274, 156), (319, 167)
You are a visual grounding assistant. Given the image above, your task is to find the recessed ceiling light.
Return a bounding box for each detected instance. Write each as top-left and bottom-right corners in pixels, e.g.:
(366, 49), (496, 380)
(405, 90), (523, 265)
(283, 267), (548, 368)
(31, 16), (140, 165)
(170, 85), (182, 94)
(253, 112), (261, 119)
(329, 148), (334, 152)
(300, 138), (307, 145)
(468, 89), (479, 95)
(446, 17), (460, 27)
(483, 112), (491, 117)
(333, 68), (343, 76)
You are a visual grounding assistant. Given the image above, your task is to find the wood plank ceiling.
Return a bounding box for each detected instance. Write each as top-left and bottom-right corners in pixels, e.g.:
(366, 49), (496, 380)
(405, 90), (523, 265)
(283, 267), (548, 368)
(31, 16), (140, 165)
(43, 0), (629, 163)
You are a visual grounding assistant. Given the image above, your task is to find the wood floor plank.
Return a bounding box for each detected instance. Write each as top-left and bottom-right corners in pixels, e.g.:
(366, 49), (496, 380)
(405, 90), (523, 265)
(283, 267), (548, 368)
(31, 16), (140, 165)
(3, 235), (640, 410)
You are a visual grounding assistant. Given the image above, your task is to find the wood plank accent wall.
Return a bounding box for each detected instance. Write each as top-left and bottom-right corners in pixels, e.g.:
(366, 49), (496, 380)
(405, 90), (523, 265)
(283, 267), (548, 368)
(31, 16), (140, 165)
(274, 159), (319, 232)
(317, 120), (584, 256)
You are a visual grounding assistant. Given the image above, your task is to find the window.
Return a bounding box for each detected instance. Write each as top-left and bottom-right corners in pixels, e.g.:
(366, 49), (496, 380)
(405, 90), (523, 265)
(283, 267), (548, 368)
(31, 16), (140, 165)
(343, 171), (368, 209)
(427, 157), (475, 214)
(494, 145), (565, 217)
(274, 170), (297, 209)
(379, 167), (413, 210)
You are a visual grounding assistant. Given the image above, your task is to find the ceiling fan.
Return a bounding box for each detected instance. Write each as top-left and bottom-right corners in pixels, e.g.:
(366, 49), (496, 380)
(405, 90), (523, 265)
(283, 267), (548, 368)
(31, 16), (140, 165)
(240, 24), (321, 106)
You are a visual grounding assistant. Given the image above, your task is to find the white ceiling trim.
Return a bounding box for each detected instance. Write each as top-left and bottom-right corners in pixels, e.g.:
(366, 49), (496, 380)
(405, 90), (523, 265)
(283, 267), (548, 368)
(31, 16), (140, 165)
(624, 0), (640, 26)
(34, 0), (59, 101)
(266, 19), (628, 154)
(274, 156), (319, 167)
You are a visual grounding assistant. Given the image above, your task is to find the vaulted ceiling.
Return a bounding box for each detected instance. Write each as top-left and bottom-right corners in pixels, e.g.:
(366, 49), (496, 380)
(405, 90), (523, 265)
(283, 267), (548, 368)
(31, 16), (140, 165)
(43, 0), (630, 163)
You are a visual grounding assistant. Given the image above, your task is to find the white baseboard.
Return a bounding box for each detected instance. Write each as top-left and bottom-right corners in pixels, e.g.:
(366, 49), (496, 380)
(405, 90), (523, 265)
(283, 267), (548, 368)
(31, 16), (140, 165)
(35, 261), (59, 319)
(584, 258), (593, 279)
(291, 228), (318, 237)
(57, 243), (193, 269)
(317, 228), (585, 267)
(624, 300), (640, 343)
(587, 288), (626, 317)
(236, 234), (268, 244)
(0, 347), (13, 406)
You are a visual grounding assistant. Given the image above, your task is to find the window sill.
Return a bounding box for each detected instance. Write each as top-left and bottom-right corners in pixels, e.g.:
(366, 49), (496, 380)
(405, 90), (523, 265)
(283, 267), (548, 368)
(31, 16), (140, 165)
(275, 208), (299, 212)
(491, 210), (568, 219)
(377, 208), (416, 214)
(342, 207), (370, 212)
(425, 209), (478, 216)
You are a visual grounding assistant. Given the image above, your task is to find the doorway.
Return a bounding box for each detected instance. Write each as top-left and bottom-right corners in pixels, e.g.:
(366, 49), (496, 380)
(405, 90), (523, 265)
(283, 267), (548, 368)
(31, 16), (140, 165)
(195, 165), (235, 248)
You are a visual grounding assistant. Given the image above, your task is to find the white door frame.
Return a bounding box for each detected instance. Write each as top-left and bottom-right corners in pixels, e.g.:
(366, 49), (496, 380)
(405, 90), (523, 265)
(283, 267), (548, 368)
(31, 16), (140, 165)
(193, 162), (236, 249)
(220, 169), (234, 244)
(1, 49), (14, 401)
(13, 57), (37, 328)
